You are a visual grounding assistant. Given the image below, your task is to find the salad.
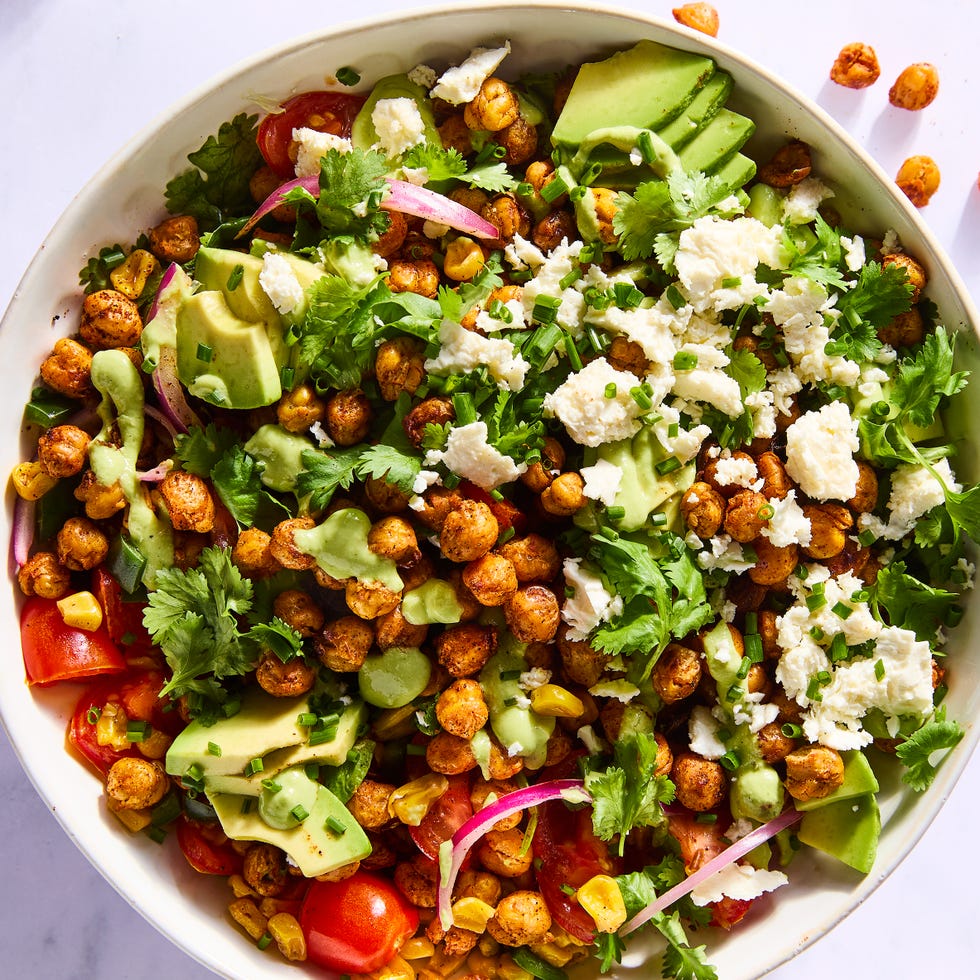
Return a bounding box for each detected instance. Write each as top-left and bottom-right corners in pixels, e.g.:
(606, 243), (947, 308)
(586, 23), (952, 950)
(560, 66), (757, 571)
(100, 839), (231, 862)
(9, 33), (976, 980)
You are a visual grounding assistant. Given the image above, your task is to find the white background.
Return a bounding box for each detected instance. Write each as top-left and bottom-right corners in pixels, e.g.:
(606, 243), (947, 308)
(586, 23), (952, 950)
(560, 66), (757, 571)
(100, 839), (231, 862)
(1, 1), (978, 977)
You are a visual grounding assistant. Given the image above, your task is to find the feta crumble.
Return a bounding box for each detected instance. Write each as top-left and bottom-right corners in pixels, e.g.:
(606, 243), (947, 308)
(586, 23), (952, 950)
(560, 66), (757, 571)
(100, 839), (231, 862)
(292, 126), (352, 178)
(561, 558), (623, 640)
(258, 252), (304, 315)
(371, 97), (426, 157)
(784, 402), (860, 501)
(580, 458), (624, 506)
(424, 318), (529, 391)
(424, 421), (525, 490)
(430, 42), (511, 104)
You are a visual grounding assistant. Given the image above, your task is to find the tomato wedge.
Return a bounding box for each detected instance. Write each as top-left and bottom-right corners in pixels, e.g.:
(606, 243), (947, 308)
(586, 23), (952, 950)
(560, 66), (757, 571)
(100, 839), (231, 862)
(176, 816), (243, 876)
(21, 596), (126, 685)
(257, 91), (366, 178)
(409, 775), (473, 861)
(300, 872), (419, 974)
(91, 567), (153, 649)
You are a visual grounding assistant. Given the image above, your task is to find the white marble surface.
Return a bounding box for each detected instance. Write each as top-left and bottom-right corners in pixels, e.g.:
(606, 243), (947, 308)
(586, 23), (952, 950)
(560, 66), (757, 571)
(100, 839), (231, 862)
(1, 1), (979, 977)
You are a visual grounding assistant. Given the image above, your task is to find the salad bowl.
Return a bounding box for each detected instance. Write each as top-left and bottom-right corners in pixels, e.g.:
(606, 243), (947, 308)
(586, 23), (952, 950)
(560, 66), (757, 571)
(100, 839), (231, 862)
(1, 3), (978, 979)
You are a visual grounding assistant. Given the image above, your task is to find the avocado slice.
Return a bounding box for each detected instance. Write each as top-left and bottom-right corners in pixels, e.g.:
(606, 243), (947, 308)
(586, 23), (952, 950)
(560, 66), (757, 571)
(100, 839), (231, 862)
(551, 40), (715, 151)
(797, 792), (881, 874)
(657, 71), (734, 150)
(676, 108), (755, 175)
(175, 290), (282, 409)
(195, 248), (279, 325)
(794, 750), (880, 812)
(351, 73), (440, 154)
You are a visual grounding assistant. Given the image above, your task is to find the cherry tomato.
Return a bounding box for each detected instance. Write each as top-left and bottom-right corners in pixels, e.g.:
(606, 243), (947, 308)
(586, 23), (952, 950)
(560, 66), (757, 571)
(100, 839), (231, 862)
(257, 91), (366, 178)
(91, 567), (153, 649)
(666, 809), (730, 875)
(21, 596), (126, 685)
(709, 895), (754, 930)
(409, 775), (473, 861)
(175, 816), (243, 876)
(460, 480), (527, 535)
(300, 871), (419, 974)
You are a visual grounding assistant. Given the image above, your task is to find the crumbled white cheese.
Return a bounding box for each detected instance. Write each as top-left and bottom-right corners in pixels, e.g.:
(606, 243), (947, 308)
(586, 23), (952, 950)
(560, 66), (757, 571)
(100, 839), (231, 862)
(561, 557), (623, 640)
(520, 239), (586, 332)
(309, 420), (334, 449)
(860, 458), (960, 541)
(712, 454), (761, 491)
(506, 741), (524, 757)
(543, 358), (644, 447)
(651, 405), (710, 464)
(475, 298), (527, 334)
(580, 458), (624, 506)
(292, 127), (352, 178)
(371, 97), (426, 157)
(956, 556), (976, 590)
(585, 299), (677, 367)
(697, 535), (755, 573)
(519, 668), (552, 691)
(784, 402), (860, 501)
(411, 470), (442, 495)
(782, 177), (834, 225)
(688, 705), (726, 759)
(424, 421), (525, 490)
(840, 234), (867, 272)
(577, 725), (607, 755)
(671, 344), (744, 418)
(258, 252), (304, 315)
(407, 64), (438, 89)
(690, 863), (789, 906)
(588, 679), (640, 703)
(424, 318), (528, 391)
(430, 41), (511, 104)
(761, 489), (812, 548)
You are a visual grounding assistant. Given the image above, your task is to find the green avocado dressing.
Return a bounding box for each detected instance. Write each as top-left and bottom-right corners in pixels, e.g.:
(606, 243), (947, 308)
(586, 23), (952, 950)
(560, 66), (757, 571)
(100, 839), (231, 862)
(258, 766), (320, 830)
(480, 651), (554, 770)
(88, 350), (174, 588)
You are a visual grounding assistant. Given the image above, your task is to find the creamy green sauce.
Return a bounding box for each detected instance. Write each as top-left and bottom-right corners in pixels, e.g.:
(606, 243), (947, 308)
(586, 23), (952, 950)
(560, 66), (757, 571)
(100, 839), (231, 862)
(358, 646), (431, 708)
(243, 424), (313, 493)
(258, 766), (320, 831)
(401, 579), (462, 625)
(480, 651), (554, 770)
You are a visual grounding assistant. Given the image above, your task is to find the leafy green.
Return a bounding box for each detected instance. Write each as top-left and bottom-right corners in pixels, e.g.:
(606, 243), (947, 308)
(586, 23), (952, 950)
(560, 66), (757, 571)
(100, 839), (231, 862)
(838, 260), (914, 329)
(78, 244), (127, 293)
(402, 143), (517, 192)
(321, 740), (375, 802)
(164, 113), (264, 229)
(174, 423), (242, 477)
(308, 147), (390, 242)
(245, 617), (304, 663)
(784, 214), (847, 291)
(295, 447), (364, 512)
(871, 561), (960, 641)
(895, 708), (965, 791)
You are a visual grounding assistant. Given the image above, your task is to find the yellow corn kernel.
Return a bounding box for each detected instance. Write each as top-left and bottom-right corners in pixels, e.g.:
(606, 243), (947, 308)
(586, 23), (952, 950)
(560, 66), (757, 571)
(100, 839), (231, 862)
(530, 684), (585, 718)
(228, 897), (268, 941)
(228, 874), (257, 898)
(421, 949), (468, 978)
(400, 937), (436, 961)
(496, 956), (534, 980)
(267, 912), (307, 962)
(11, 461), (58, 501)
(362, 954), (416, 980)
(95, 700), (130, 751)
(529, 942), (577, 967)
(466, 949), (498, 977)
(109, 248), (160, 300)
(373, 703), (419, 741)
(388, 773), (450, 826)
(106, 798), (152, 833)
(576, 874), (627, 933)
(57, 591), (104, 632)
(443, 236), (486, 281)
(452, 896), (496, 933)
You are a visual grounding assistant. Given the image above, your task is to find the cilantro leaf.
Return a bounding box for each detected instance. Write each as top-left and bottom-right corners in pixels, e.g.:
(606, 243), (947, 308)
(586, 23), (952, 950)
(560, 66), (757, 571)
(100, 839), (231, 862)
(295, 447), (363, 512)
(357, 442), (422, 496)
(895, 710), (965, 791)
(662, 938), (719, 980)
(211, 445), (290, 530)
(246, 617), (304, 663)
(838, 259), (913, 329)
(784, 214), (847, 291)
(403, 143), (467, 184)
(893, 326), (968, 429)
(78, 244), (127, 293)
(174, 423), (242, 477)
(871, 561), (959, 641)
(315, 148), (390, 242)
(321, 740), (376, 802)
(164, 113), (264, 230)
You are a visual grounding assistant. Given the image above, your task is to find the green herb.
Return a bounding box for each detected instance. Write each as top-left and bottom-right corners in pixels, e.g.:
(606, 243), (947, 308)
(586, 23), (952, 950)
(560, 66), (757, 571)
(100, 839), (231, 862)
(402, 142), (517, 192)
(336, 66), (360, 86)
(895, 709), (965, 791)
(320, 740), (375, 803)
(78, 244), (127, 293)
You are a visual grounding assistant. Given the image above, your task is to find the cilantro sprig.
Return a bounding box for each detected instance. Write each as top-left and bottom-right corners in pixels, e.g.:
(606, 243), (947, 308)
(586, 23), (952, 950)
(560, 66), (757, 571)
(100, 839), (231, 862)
(402, 143), (517, 192)
(895, 708), (965, 791)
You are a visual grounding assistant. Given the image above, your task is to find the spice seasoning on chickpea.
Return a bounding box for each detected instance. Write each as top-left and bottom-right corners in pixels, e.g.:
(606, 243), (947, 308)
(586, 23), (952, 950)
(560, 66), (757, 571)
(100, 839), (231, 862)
(11, 33), (976, 980)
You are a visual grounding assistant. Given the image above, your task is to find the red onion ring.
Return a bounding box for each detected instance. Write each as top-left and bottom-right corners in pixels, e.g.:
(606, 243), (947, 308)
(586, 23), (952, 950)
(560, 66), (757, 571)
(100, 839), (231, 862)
(11, 496), (34, 567)
(152, 347), (201, 435)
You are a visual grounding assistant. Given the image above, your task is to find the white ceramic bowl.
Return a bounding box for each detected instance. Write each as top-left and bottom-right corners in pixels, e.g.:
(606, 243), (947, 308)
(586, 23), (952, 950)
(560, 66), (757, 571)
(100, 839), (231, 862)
(1, 3), (978, 979)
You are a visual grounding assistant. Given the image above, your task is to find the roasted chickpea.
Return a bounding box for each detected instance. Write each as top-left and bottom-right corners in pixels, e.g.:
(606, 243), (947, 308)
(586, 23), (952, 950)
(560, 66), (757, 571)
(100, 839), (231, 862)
(106, 757), (168, 810)
(477, 829), (534, 878)
(375, 604), (428, 650)
(882, 252), (927, 302)
(375, 336), (426, 401)
(232, 527), (281, 578)
(269, 517), (317, 570)
(436, 678), (490, 740)
(497, 533), (561, 583)
(556, 625), (610, 688)
(40, 337), (94, 400)
(345, 579), (401, 620)
(748, 537), (799, 587)
(487, 891), (552, 947)
(896, 155), (940, 208)
(784, 744), (845, 802)
(878, 306), (925, 347)
(436, 623), (498, 678)
(671, 751), (727, 812)
(272, 589), (324, 638)
(277, 384), (326, 433)
(481, 193), (530, 242)
(520, 437), (565, 494)
(672, 2), (719, 35)
(147, 214), (200, 264)
(249, 165), (297, 222)
(426, 731), (478, 775)
(160, 469), (216, 533)
(590, 187), (619, 245)
(315, 615), (374, 672)
(255, 652), (316, 698)
(438, 113), (473, 155)
(540, 472), (586, 517)
(368, 516), (420, 565)
(402, 396), (455, 448)
(606, 336), (651, 376)
(394, 854), (439, 908)
(503, 585), (561, 643)
(56, 516), (109, 571)
(723, 490), (769, 543)
(243, 843), (288, 898)
(363, 474), (411, 514)
(889, 62), (939, 110)
(17, 551), (71, 599)
(74, 471), (126, 520)
(758, 140), (812, 188)
(462, 553), (518, 607)
(802, 503), (853, 560)
(454, 868), (504, 906)
(755, 451), (792, 500)
(495, 115), (538, 166)
(681, 481), (726, 539)
(758, 609), (781, 661)
(830, 42), (881, 89)
(325, 389), (373, 446)
(372, 209), (409, 258)
(531, 209), (576, 252)
(440, 499), (499, 562)
(79, 290), (142, 349)
(347, 779), (396, 830)
(757, 722), (797, 764)
(464, 77), (520, 132)
(651, 643), (702, 703)
(848, 460), (879, 514)
(449, 187), (491, 215)
(37, 424), (91, 479)
(388, 258), (440, 297)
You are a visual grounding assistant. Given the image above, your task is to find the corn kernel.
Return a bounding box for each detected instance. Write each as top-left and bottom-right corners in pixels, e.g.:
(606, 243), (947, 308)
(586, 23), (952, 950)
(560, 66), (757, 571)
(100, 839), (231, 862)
(529, 942), (577, 967)
(267, 912), (307, 962)
(421, 949), (467, 978)
(400, 937), (436, 961)
(388, 773), (449, 826)
(576, 874), (627, 933)
(452, 896), (496, 933)
(228, 874), (257, 898)
(109, 248), (160, 300)
(443, 236), (486, 281)
(106, 798), (151, 833)
(529, 684), (585, 718)
(96, 700), (130, 751)
(496, 955), (534, 980)
(373, 703), (419, 741)
(57, 591), (104, 632)
(362, 954), (416, 980)
(11, 461), (58, 501)
(228, 897), (268, 941)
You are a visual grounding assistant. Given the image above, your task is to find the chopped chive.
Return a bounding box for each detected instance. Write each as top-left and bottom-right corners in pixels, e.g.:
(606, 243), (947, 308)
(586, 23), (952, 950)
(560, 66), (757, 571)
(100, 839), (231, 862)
(240, 797), (254, 814)
(604, 382), (618, 398)
(559, 268), (583, 290)
(725, 685), (743, 703)
(585, 326), (607, 353)
(606, 506), (626, 521)
(583, 285), (611, 310)
(86, 706), (102, 725)
(650, 512), (668, 526)
(452, 392), (477, 427)
(744, 633), (763, 662)
(443, 472), (461, 489)
(540, 172), (572, 203)
(490, 488), (504, 502)
(636, 129), (656, 164)
(695, 812), (718, 824)
(244, 757), (264, 777)
(305, 763), (320, 780)
(805, 593), (826, 612)
(564, 334), (583, 372)
(325, 816), (347, 835)
(858, 528), (877, 547)
(580, 162), (604, 187)
(290, 804), (310, 822)
(773, 348), (790, 367)
(226, 263), (244, 291)
(261, 779), (282, 794)
(665, 284), (686, 309)
(503, 697), (519, 707)
(196, 343), (213, 363)
(516, 181), (534, 197)
(672, 350), (698, 370)
(736, 656), (752, 680)
(280, 365), (295, 390)
(185, 763), (204, 783)
(667, 422), (679, 438)
(150, 792), (181, 827)
(719, 749), (741, 771)
(795, 564), (809, 580)
(757, 503), (775, 520)
(870, 400), (891, 419)
(488, 298), (514, 322)
(612, 282), (643, 308)
(560, 883), (577, 896)
(655, 457), (681, 476)
(831, 601), (853, 620)
(630, 386), (653, 410)
(125, 720), (150, 743)
(336, 66), (360, 86)
(721, 276), (742, 289)
(223, 698), (242, 718)
(805, 677), (824, 702)
(781, 723), (803, 738)
(874, 659), (886, 681)
(809, 626), (825, 641)
(497, 525), (516, 545)
(829, 633), (848, 662)
(816, 670), (832, 685)
(745, 612), (758, 634)
(297, 712), (318, 727)
(257, 933), (273, 951)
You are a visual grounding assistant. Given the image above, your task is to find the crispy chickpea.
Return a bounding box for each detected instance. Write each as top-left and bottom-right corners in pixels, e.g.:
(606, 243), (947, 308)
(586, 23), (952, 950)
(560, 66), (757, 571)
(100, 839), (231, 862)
(477, 829), (534, 879)
(757, 722), (796, 764)
(368, 516), (420, 566)
(775, 395), (801, 431)
(784, 744), (845, 802)
(402, 396), (455, 448)
(758, 140), (812, 188)
(74, 471), (126, 520)
(745, 662), (771, 698)
(439, 113), (473, 155)
(232, 527), (281, 578)
(606, 336), (651, 376)
(412, 487), (462, 535)
(830, 42), (881, 89)
(345, 579), (401, 620)
(79, 290), (142, 349)
(496, 115), (538, 166)
(463, 553), (518, 607)
(56, 516), (109, 571)
(444, 236), (487, 281)
(733, 334), (778, 371)
(426, 731), (478, 775)
(243, 844), (288, 897)
(375, 605), (428, 650)
(504, 585), (560, 643)
(848, 460), (879, 513)
(147, 215), (200, 263)
(748, 537), (799, 587)
(464, 77), (520, 132)
(272, 589), (324, 638)
(488, 891), (552, 948)
(277, 384), (326, 433)
(388, 258), (440, 298)
(106, 757), (168, 810)
(758, 609), (781, 661)
(436, 678), (490, 740)
(802, 503), (853, 560)
(724, 490), (769, 543)
(441, 500), (499, 562)
(348, 779), (396, 830)
(889, 62), (939, 110)
(672, 2), (719, 36)
(436, 623), (498, 678)
(454, 867), (503, 905)
(249, 165), (296, 222)
(487, 739), (524, 781)
(375, 336), (426, 401)
(315, 615), (374, 672)
(540, 472), (586, 517)
(449, 187), (491, 215)
(270, 517), (317, 570)
(671, 752), (727, 812)
(37, 424), (91, 479)
(590, 187), (619, 245)
(363, 474), (411, 514)
(497, 533), (561, 583)
(160, 469), (216, 533)
(521, 437), (565, 494)
(40, 337), (94, 400)
(325, 389), (373, 447)
(481, 193), (530, 242)
(896, 155), (940, 208)
(531, 210), (576, 252)
(755, 451), (792, 500)
(449, 568), (485, 623)
(882, 252), (927, 302)
(556, 626), (610, 688)
(394, 854), (439, 908)
(255, 651), (316, 698)
(469, 778), (522, 832)
(17, 551), (71, 598)
(879, 306), (925, 348)
(372, 209), (409, 259)
(681, 481), (726, 539)
(651, 643), (702, 704)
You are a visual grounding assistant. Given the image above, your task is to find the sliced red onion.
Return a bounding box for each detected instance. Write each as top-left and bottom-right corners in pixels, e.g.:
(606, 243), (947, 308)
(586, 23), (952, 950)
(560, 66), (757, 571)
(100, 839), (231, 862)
(137, 459), (174, 483)
(239, 175), (499, 240)
(152, 347), (201, 435)
(143, 404), (180, 442)
(619, 806), (803, 937)
(11, 496), (34, 567)
(146, 262), (179, 323)
(436, 779), (591, 929)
